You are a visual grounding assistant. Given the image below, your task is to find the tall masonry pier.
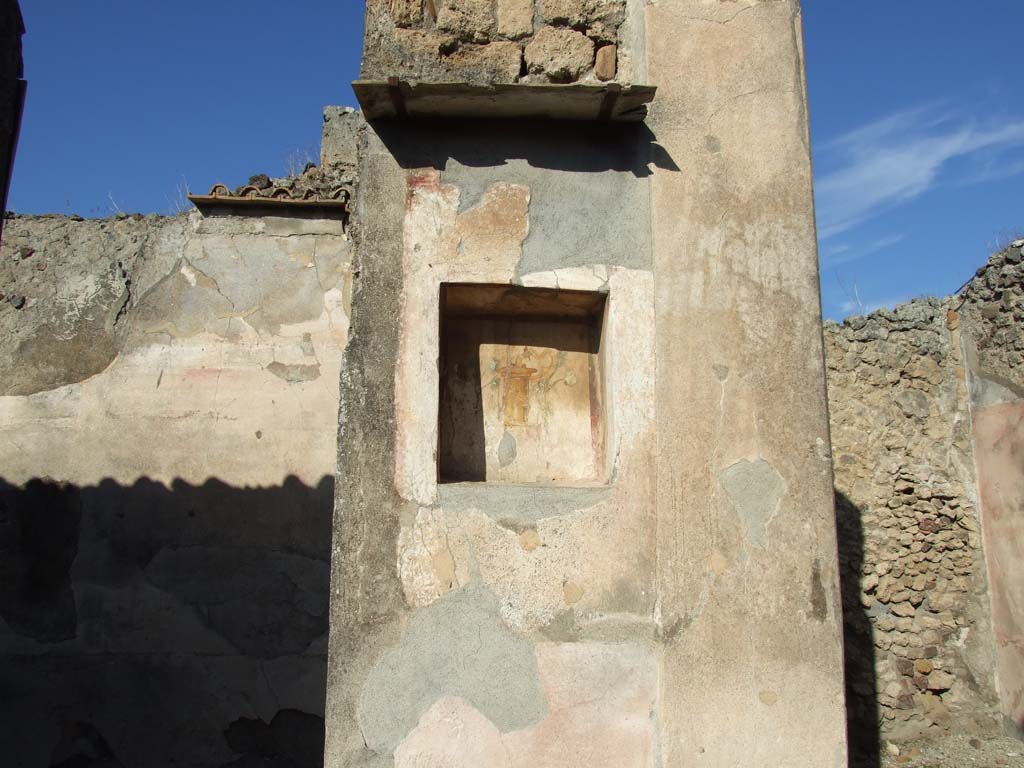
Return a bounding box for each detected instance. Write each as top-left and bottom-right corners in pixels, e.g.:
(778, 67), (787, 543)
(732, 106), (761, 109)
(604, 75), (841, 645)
(326, 1), (849, 765)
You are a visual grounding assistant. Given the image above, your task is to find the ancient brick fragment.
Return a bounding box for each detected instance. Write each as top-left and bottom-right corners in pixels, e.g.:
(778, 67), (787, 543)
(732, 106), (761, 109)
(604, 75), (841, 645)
(594, 44), (616, 81)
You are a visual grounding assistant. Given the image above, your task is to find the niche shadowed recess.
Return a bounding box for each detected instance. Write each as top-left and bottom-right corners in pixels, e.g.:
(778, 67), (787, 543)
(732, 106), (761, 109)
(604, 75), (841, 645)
(439, 283), (608, 485)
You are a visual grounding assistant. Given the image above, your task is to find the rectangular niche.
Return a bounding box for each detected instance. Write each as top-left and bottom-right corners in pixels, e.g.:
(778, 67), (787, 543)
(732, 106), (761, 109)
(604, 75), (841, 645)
(439, 283), (608, 485)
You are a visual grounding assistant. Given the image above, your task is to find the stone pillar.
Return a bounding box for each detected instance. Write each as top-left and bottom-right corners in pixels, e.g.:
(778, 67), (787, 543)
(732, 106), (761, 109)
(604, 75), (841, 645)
(646, 1), (848, 765)
(326, 1), (849, 765)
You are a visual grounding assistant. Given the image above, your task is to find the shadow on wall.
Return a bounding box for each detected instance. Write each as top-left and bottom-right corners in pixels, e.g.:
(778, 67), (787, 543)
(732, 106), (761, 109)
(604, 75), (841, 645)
(0, 475), (333, 768)
(0, 474), (888, 767)
(836, 490), (881, 768)
(373, 117), (680, 178)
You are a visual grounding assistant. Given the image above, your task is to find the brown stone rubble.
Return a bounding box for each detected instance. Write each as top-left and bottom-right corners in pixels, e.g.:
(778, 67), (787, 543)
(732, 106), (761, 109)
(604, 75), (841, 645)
(362, 0), (629, 85)
(960, 239), (1024, 390)
(826, 240), (1024, 757)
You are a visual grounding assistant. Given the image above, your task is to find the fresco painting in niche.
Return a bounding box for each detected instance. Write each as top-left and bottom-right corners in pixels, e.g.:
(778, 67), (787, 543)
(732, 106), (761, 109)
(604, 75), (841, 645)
(438, 284), (607, 485)
(480, 338), (599, 483)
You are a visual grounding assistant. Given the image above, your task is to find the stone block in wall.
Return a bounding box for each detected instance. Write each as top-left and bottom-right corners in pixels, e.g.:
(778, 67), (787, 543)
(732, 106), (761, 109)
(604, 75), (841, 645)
(540, 0), (625, 43)
(321, 106), (359, 169)
(389, 0), (422, 27)
(368, 28), (455, 82)
(594, 44), (616, 81)
(444, 41), (523, 84)
(435, 0), (495, 42)
(524, 26), (594, 83)
(497, 0), (534, 39)
(365, 27), (525, 85)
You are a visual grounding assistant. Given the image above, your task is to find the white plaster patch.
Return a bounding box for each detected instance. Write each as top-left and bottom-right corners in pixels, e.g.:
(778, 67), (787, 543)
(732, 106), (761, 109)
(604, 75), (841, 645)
(519, 265), (609, 292)
(0, 283), (351, 488)
(180, 261), (199, 287)
(393, 172), (531, 506)
(398, 507), (458, 608)
(604, 268), (656, 458)
(393, 173), (459, 507)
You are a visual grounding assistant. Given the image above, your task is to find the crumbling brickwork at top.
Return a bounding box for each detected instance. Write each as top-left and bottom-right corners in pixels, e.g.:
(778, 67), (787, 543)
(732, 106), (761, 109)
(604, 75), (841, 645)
(959, 242), (1024, 394)
(362, 0), (636, 85)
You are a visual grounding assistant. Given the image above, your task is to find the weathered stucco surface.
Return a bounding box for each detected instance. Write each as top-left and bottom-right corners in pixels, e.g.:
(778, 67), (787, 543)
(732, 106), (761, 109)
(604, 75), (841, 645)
(0, 192), (352, 766)
(0, 211), (350, 486)
(645, 1), (848, 765)
(327, 117), (662, 766)
(328, 1), (849, 766)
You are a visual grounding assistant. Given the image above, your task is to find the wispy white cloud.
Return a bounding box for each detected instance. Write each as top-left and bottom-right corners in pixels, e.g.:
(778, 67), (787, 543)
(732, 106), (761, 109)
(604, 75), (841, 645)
(815, 105), (1024, 239)
(955, 155), (1024, 187)
(822, 233), (906, 268)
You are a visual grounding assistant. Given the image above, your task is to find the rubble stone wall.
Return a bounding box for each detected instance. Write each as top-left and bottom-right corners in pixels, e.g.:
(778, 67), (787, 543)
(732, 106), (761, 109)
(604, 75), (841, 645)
(825, 241), (1024, 754)
(361, 0), (643, 85)
(826, 299), (998, 748)
(959, 243), (1024, 733)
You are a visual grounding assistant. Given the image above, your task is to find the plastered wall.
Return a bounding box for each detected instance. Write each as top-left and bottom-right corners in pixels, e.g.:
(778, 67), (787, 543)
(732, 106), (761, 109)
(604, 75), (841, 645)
(644, 2), (849, 765)
(327, 1), (850, 767)
(325, 117), (664, 767)
(0, 206), (352, 767)
(3, 209), (1020, 768)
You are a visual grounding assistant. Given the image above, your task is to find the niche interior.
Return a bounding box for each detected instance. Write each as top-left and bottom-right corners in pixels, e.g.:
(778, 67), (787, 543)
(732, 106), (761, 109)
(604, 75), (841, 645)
(438, 283), (609, 485)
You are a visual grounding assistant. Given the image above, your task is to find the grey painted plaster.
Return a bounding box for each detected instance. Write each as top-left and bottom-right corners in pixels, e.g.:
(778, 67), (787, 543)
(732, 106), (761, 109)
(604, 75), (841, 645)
(719, 458), (787, 549)
(439, 481), (611, 523)
(356, 585), (546, 753)
(368, 120), (660, 276)
(442, 154), (651, 275)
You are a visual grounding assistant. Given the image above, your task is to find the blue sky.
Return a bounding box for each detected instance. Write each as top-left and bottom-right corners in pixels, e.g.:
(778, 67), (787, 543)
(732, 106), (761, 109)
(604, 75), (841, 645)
(8, 2), (1023, 319)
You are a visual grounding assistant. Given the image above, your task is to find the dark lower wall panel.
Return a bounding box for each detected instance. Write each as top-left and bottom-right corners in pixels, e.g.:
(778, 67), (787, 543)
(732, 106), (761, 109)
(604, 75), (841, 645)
(0, 476), (333, 768)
